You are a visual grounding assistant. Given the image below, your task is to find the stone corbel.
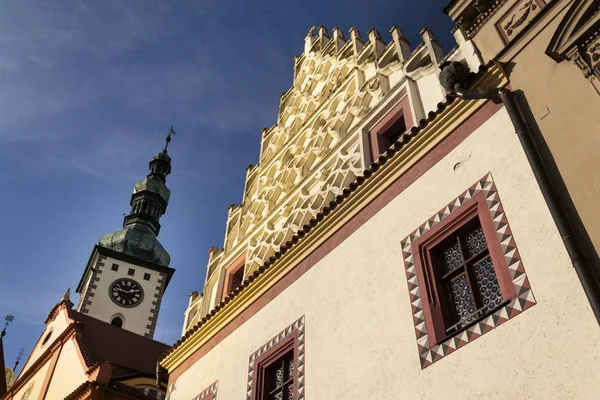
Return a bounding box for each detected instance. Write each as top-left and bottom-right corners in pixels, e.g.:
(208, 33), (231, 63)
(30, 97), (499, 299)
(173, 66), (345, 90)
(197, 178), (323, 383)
(567, 46), (600, 94)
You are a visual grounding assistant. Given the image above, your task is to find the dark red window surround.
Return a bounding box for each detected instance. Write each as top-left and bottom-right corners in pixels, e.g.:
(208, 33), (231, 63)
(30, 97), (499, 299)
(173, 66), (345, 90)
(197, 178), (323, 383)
(412, 191), (516, 347)
(368, 95), (414, 163)
(222, 252), (247, 301)
(252, 332), (298, 400)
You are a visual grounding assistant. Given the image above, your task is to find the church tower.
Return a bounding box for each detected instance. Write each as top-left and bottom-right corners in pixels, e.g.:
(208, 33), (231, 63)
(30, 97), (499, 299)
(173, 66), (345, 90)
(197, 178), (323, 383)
(75, 130), (176, 339)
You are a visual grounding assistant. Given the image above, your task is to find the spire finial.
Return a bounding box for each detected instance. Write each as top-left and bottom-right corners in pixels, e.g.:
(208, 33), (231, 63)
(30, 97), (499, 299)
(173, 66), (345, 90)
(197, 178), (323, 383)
(164, 126), (176, 152)
(2, 314), (14, 338)
(14, 347), (24, 371)
(61, 288), (71, 302)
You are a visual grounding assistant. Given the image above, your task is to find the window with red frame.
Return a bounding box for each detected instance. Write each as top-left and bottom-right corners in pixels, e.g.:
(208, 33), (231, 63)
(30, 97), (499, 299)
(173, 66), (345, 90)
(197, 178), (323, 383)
(222, 252), (247, 301)
(433, 218), (505, 334)
(253, 336), (297, 400)
(413, 193), (516, 346)
(227, 265), (244, 294)
(368, 96), (413, 163)
(261, 349), (294, 400)
(371, 114), (407, 160)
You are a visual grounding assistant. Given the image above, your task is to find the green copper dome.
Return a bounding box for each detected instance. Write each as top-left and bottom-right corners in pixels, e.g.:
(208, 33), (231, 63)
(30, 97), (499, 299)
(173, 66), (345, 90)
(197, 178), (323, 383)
(99, 225), (170, 267)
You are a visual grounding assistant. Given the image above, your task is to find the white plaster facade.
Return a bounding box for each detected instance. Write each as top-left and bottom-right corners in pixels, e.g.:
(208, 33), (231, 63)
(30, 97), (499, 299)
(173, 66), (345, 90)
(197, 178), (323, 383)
(169, 105), (600, 400)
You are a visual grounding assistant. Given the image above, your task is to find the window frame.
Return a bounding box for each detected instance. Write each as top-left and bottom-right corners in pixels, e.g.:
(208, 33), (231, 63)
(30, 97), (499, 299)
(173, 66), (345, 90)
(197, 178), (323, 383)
(252, 332), (298, 400)
(221, 252), (246, 301)
(368, 95), (413, 163)
(412, 191), (516, 347)
(247, 316), (305, 400)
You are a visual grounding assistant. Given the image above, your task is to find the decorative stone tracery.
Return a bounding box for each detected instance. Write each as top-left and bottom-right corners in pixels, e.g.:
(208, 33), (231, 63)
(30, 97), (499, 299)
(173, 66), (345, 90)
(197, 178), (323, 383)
(186, 24), (454, 329)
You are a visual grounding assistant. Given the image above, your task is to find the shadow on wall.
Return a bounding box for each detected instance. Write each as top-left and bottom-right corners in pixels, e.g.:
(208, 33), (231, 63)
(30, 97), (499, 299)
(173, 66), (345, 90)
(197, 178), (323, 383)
(510, 84), (600, 289)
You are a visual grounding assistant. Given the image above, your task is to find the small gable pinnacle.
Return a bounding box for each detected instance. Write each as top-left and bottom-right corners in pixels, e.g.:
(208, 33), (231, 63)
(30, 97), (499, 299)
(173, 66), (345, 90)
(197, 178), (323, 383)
(61, 288), (71, 303)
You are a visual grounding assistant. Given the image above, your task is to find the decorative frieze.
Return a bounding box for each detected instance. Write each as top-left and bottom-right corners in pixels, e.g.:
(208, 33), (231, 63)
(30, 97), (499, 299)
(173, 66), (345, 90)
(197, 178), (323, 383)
(496, 0), (546, 43)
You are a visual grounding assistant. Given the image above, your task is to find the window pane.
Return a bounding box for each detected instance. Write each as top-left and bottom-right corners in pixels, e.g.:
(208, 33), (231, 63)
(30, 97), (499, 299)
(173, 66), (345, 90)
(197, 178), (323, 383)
(286, 359), (294, 380)
(275, 363), (285, 388)
(442, 242), (462, 273)
(263, 349), (294, 399)
(474, 257), (503, 310)
(449, 274), (476, 327)
(464, 225), (487, 258)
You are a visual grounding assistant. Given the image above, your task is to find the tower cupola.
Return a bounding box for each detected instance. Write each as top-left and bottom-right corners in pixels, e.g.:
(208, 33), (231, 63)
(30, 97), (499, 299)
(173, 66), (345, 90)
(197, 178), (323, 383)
(98, 128), (176, 267)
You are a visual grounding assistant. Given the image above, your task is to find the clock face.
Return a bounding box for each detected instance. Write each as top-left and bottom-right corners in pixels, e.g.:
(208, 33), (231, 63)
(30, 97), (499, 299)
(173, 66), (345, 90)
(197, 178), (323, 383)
(109, 278), (144, 308)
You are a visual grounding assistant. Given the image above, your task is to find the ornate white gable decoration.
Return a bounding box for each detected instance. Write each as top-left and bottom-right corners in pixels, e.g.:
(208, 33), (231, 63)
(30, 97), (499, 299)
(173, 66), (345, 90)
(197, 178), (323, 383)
(186, 24), (455, 330)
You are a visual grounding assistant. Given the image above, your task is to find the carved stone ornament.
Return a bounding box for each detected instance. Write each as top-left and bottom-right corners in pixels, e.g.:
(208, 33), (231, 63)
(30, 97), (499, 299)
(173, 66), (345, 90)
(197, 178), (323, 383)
(546, 0), (600, 93)
(567, 47), (594, 79)
(496, 0), (546, 44)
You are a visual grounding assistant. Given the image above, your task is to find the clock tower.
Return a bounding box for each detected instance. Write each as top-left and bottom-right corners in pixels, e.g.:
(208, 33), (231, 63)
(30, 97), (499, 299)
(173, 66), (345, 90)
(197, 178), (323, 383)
(75, 130), (176, 339)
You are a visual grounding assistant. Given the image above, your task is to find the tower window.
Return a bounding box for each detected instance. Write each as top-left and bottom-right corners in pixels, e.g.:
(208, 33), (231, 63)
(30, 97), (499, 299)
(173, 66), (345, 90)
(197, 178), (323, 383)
(144, 272), (151, 281)
(128, 268), (135, 276)
(111, 263), (119, 271)
(111, 317), (123, 328)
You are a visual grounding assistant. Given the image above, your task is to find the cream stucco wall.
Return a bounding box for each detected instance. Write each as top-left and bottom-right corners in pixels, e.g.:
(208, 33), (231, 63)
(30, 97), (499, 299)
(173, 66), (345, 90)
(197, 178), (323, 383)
(44, 339), (88, 400)
(10, 361), (51, 400)
(171, 107), (599, 399)
(416, 70), (445, 114)
(20, 308), (71, 375)
(82, 255), (165, 337)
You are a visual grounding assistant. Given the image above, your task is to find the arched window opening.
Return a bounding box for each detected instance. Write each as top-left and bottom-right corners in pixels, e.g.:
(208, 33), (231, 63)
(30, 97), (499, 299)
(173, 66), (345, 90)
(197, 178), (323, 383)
(111, 316), (123, 328)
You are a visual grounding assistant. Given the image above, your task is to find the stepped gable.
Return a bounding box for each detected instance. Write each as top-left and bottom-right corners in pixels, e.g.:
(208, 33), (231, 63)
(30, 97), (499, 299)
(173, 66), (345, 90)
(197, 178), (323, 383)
(219, 25), (429, 273)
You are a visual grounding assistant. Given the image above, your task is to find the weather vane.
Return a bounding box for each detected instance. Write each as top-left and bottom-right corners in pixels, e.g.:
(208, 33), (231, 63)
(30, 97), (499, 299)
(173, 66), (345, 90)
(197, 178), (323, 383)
(164, 126), (176, 152)
(1, 314), (14, 337)
(14, 347), (24, 371)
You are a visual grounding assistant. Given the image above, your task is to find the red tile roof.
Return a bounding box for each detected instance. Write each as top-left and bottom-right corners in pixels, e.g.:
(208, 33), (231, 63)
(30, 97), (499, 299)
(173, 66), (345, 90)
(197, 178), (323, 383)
(64, 380), (160, 400)
(67, 309), (170, 380)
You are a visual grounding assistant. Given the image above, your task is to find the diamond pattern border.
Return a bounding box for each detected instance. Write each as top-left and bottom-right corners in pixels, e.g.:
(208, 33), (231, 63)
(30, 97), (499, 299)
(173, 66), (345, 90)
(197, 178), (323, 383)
(191, 381), (218, 400)
(247, 315), (306, 400)
(400, 173), (536, 369)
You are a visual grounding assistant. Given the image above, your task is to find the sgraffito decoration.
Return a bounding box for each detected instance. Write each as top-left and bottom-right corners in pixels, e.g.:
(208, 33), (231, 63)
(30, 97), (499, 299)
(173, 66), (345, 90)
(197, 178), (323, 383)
(401, 174), (536, 368)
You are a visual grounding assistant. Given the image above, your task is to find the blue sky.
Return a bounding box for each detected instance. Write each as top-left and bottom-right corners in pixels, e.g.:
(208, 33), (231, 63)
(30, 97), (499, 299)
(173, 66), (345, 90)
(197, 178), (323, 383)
(0, 0), (454, 371)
